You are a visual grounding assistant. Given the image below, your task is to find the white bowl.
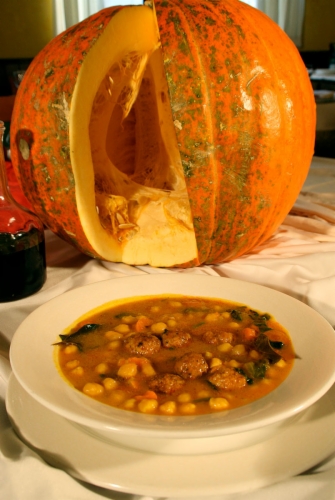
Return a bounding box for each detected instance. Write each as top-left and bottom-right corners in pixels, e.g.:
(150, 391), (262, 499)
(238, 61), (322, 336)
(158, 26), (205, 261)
(10, 274), (335, 455)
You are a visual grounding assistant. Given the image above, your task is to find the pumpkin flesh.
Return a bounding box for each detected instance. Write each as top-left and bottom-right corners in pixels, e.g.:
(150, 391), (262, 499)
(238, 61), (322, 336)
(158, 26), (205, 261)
(71, 6), (197, 266)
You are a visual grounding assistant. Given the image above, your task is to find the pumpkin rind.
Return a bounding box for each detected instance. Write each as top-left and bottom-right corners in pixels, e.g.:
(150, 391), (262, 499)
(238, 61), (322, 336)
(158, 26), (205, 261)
(10, 0), (316, 267)
(155, 0), (315, 263)
(11, 8), (122, 257)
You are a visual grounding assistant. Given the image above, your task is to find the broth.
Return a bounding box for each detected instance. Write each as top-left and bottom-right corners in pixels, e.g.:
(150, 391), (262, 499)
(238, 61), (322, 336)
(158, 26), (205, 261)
(56, 294), (295, 416)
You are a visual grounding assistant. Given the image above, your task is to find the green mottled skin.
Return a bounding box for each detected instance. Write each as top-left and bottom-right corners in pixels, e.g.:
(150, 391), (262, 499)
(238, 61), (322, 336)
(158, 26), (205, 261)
(10, 8), (121, 257)
(155, 0), (315, 264)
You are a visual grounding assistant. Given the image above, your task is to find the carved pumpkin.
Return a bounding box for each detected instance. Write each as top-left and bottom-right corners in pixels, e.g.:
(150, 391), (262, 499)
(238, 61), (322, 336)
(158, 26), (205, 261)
(10, 0), (315, 267)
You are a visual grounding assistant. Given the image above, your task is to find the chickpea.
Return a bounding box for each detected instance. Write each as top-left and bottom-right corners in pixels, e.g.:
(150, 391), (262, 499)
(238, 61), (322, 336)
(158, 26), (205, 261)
(210, 358), (222, 369)
(177, 393), (192, 403)
(83, 382), (104, 397)
(102, 377), (118, 390)
(159, 401), (177, 415)
(205, 312), (220, 322)
(209, 397), (229, 410)
(63, 344), (78, 355)
(218, 342), (232, 353)
(95, 362), (109, 374)
(228, 322), (239, 329)
(150, 306), (161, 313)
(114, 324), (130, 333)
(71, 366), (84, 376)
(117, 363), (138, 379)
(179, 403), (196, 414)
(66, 359), (80, 369)
(138, 398), (158, 413)
(231, 344), (246, 357)
(107, 340), (122, 350)
(110, 390), (127, 405)
(197, 390), (211, 398)
(173, 313), (183, 320)
(121, 315), (137, 324)
(123, 398), (136, 410)
(142, 363), (156, 376)
(105, 331), (123, 340)
(167, 319), (177, 328)
(150, 322), (167, 334)
(276, 359), (286, 368)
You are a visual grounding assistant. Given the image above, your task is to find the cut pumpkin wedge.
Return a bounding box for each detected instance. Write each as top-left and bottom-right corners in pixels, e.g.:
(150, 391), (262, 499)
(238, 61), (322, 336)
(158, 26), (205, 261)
(71, 6), (197, 266)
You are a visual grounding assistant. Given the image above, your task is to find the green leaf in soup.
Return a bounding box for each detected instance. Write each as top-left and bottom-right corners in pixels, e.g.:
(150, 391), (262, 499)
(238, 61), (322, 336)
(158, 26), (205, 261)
(244, 361), (268, 380)
(254, 333), (282, 364)
(59, 323), (101, 341)
(230, 309), (243, 322)
(54, 323), (101, 351)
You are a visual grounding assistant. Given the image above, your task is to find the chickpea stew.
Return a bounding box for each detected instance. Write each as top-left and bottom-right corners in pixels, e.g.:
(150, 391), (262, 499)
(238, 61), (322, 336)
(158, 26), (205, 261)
(55, 295), (296, 416)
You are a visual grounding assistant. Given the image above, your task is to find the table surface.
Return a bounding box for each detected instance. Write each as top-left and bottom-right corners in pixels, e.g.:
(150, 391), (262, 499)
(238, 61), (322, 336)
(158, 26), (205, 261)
(1, 156), (335, 500)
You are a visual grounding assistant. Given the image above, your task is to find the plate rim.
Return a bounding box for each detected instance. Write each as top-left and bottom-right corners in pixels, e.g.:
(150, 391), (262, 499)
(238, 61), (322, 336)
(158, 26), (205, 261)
(6, 373), (335, 498)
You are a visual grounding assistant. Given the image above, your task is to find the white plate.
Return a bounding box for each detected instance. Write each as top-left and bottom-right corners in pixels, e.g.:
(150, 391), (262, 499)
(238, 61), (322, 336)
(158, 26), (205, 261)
(9, 274), (335, 449)
(6, 374), (335, 497)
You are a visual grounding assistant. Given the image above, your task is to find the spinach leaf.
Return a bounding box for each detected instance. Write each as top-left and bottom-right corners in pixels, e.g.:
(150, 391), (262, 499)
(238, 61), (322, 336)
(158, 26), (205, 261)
(234, 367), (253, 385)
(244, 361), (268, 380)
(230, 309), (243, 322)
(205, 379), (219, 391)
(193, 397), (211, 403)
(254, 333), (282, 364)
(193, 322), (206, 328)
(54, 323), (101, 351)
(269, 340), (284, 349)
(59, 323), (100, 341)
(248, 310), (272, 332)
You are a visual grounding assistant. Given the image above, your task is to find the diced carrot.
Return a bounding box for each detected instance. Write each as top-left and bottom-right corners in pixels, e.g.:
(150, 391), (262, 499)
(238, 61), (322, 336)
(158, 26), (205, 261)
(241, 327), (257, 342)
(135, 316), (153, 332)
(127, 378), (140, 389)
(135, 390), (158, 401)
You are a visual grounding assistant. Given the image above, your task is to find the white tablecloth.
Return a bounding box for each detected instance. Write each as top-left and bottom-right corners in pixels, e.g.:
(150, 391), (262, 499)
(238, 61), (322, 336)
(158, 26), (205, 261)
(1, 157), (335, 500)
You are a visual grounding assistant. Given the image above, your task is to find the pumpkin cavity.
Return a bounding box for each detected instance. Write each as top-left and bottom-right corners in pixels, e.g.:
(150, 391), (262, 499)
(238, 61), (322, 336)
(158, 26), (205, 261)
(71, 5), (197, 265)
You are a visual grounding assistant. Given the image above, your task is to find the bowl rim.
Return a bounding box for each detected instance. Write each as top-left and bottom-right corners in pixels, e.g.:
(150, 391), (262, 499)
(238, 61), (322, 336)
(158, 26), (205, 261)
(9, 274), (335, 439)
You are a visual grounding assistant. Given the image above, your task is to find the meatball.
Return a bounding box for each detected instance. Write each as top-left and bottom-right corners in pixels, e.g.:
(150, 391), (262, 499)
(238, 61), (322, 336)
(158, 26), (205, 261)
(174, 352), (208, 380)
(207, 366), (246, 390)
(202, 330), (233, 345)
(148, 373), (185, 394)
(124, 333), (161, 356)
(162, 331), (191, 349)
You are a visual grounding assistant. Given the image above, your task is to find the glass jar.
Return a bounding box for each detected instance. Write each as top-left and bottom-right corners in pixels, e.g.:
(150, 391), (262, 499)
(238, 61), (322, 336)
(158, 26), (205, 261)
(0, 121), (46, 301)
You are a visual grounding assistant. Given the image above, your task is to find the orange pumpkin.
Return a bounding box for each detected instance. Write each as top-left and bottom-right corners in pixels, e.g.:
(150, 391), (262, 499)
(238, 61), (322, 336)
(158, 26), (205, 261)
(10, 0), (316, 267)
